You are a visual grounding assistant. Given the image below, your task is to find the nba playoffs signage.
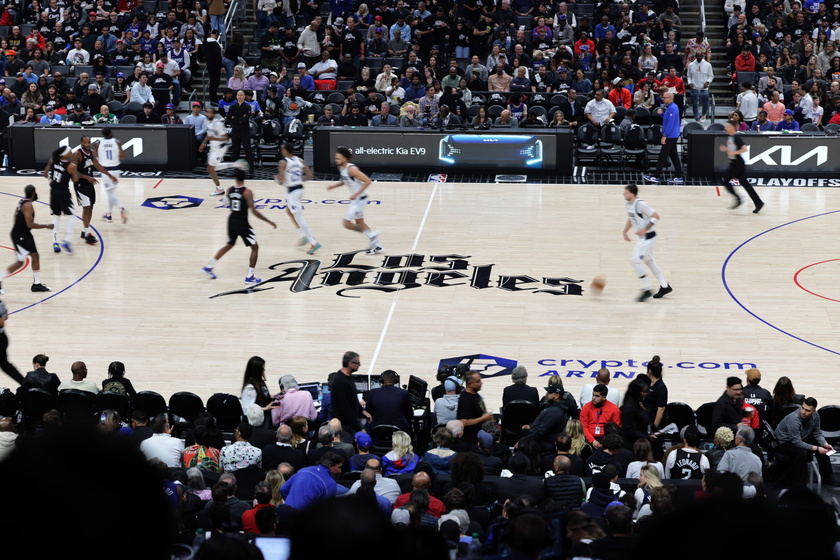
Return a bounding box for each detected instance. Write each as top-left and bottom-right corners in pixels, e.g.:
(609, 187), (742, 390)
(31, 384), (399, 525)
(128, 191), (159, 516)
(210, 251), (584, 299)
(312, 128), (574, 175)
(689, 131), (840, 178)
(537, 357), (759, 378)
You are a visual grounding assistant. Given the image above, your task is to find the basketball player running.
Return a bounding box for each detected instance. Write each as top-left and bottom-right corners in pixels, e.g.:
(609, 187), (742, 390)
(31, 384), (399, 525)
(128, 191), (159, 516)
(326, 147), (382, 255)
(277, 142), (320, 255)
(202, 168), (277, 284)
(622, 185), (673, 302)
(0, 185), (54, 294)
(95, 127), (128, 224)
(201, 107), (248, 197)
(42, 146), (92, 254)
(74, 135), (113, 244)
(719, 120), (764, 213)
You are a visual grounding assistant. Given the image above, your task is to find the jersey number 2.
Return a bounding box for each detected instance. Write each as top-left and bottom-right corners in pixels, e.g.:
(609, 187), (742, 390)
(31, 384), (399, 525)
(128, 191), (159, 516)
(231, 199), (241, 211)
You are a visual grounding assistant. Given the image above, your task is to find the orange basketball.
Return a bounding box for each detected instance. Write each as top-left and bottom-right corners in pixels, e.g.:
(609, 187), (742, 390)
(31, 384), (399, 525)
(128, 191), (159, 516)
(590, 276), (606, 294)
(290, 103), (298, 111)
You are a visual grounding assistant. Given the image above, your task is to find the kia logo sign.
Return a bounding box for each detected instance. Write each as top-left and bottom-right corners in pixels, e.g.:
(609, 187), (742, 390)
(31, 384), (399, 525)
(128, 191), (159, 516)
(743, 145), (828, 167)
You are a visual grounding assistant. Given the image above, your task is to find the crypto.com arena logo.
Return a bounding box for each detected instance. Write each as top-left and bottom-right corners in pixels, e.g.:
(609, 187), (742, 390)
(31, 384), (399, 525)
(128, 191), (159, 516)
(210, 251), (584, 299)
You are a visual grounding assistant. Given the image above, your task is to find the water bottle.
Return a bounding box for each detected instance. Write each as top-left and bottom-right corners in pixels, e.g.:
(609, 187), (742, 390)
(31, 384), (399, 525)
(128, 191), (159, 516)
(466, 532), (482, 559)
(192, 528), (206, 552)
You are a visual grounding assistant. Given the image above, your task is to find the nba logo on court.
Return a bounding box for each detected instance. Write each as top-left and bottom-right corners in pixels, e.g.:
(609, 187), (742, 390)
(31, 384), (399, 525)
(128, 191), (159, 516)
(428, 174), (448, 183)
(729, 178), (741, 186)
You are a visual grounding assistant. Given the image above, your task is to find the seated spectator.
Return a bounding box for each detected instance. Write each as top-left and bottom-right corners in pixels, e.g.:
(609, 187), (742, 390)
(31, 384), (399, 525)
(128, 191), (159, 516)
(400, 103), (421, 127)
(544, 455), (585, 510)
(510, 66), (531, 92)
(342, 103), (368, 126)
(307, 424), (349, 466)
(422, 427), (457, 473)
(271, 375), (316, 426)
(316, 104), (342, 126)
(39, 106), (63, 124)
(718, 426), (763, 482)
(280, 451), (348, 510)
(347, 457), (402, 503)
(382, 431), (419, 475)
(18, 354), (60, 395)
(776, 108), (801, 130)
(140, 413), (185, 468)
(262, 423), (307, 473)
(161, 103), (183, 124)
(57, 361), (98, 393)
(183, 425), (222, 472)
(101, 361), (136, 397)
(494, 109), (519, 127)
(625, 438), (665, 480)
(348, 431), (379, 471)
(136, 102), (160, 123)
(584, 88), (616, 126)
(94, 104), (119, 124)
(589, 504), (635, 558)
(220, 422), (263, 472)
(474, 430), (504, 475)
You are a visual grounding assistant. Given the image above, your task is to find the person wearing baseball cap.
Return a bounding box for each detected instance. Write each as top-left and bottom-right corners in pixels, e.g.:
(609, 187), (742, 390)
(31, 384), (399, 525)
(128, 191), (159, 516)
(776, 108), (800, 131)
(161, 102), (182, 124)
(39, 105), (63, 124)
(521, 382), (575, 451)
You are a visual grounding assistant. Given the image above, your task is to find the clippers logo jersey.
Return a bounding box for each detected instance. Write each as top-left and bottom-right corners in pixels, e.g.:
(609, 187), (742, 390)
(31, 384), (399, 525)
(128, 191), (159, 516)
(98, 138), (121, 168)
(283, 156), (304, 188)
(626, 198), (655, 231)
(77, 147), (95, 178)
(339, 163), (363, 196)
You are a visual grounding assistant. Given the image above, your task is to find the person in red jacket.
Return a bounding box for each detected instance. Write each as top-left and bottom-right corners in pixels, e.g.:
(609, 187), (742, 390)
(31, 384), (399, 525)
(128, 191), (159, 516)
(660, 67), (685, 94)
(635, 71), (661, 93)
(580, 384), (623, 448)
(574, 31), (595, 56)
(608, 78), (632, 109)
(240, 481), (277, 534)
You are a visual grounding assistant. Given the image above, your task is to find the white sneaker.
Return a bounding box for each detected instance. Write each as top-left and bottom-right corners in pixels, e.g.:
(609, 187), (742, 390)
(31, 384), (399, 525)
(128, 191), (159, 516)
(210, 187), (225, 196)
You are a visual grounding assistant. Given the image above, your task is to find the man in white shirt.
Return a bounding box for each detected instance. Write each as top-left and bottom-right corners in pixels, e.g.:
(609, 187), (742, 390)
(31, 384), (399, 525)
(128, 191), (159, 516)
(129, 73), (154, 106)
(736, 82), (759, 125)
(346, 457), (402, 503)
(56, 361), (98, 394)
(686, 54), (714, 121)
(584, 88), (617, 126)
(139, 413), (185, 468)
(310, 50), (338, 81)
(65, 38), (90, 66)
(579, 368), (621, 408)
(798, 87), (815, 121)
(297, 19), (321, 68)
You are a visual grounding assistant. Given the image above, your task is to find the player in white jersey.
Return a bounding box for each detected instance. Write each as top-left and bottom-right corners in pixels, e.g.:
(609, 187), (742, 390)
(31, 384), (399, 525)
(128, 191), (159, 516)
(201, 107), (248, 197)
(622, 185), (673, 302)
(94, 127), (127, 224)
(277, 143), (320, 255)
(326, 147), (383, 255)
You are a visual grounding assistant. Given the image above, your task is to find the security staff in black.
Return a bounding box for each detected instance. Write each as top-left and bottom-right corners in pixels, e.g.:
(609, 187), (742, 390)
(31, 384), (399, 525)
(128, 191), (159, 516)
(719, 120), (764, 213)
(224, 90), (255, 178)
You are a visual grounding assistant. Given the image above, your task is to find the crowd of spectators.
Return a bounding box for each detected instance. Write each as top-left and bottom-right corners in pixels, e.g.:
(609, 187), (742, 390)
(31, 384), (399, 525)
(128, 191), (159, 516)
(4, 350), (840, 557)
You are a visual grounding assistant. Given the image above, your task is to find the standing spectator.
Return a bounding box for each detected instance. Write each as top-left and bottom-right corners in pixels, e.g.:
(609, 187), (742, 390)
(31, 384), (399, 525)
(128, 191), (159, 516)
(686, 53), (714, 121)
(456, 371), (495, 444)
(736, 82), (759, 125)
(329, 351), (371, 436)
(684, 30), (711, 66)
(224, 90), (255, 177)
(258, 21), (282, 73)
(644, 91), (683, 184)
(297, 19), (321, 68)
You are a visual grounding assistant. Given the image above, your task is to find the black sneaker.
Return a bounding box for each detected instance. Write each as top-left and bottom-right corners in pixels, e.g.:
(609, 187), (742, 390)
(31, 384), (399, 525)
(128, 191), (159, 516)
(653, 285), (673, 299)
(730, 199), (742, 210)
(637, 290), (652, 302)
(84, 233), (98, 245)
(80, 231), (86, 239)
(753, 201), (764, 214)
(31, 283), (51, 292)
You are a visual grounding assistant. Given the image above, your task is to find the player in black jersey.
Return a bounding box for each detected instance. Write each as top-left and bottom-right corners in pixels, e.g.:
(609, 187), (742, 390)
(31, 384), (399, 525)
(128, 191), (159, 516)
(74, 135), (113, 245)
(202, 168), (276, 284)
(0, 185), (54, 294)
(42, 146), (94, 254)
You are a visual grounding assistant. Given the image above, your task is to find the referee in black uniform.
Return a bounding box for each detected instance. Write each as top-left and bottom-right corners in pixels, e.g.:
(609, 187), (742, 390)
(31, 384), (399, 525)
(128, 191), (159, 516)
(225, 90), (255, 178)
(719, 120), (764, 213)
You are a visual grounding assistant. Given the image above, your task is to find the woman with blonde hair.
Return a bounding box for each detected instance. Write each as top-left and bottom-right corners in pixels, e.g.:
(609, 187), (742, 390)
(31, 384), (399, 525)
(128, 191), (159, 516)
(227, 65), (247, 90)
(382, 431), (419, 475)
(565, 418), (594, 462)
(634, 463), (663, 519)
(264, 469), (286, 506)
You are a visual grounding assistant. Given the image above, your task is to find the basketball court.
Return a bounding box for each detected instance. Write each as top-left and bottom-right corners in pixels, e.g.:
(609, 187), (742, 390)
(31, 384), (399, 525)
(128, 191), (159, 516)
(0, 176), (837, 413)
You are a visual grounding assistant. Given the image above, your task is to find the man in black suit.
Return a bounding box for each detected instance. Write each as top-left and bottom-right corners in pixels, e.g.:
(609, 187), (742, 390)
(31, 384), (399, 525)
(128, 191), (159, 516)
(560, 88), (587, 128)
(490, 452), (544, 503)
(365, 369), (413, 434)
(224, 89), (256, 178)
(262, 423), (307, 473)
(18, 354), (61, 396)
(502, 365), (540, 407)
